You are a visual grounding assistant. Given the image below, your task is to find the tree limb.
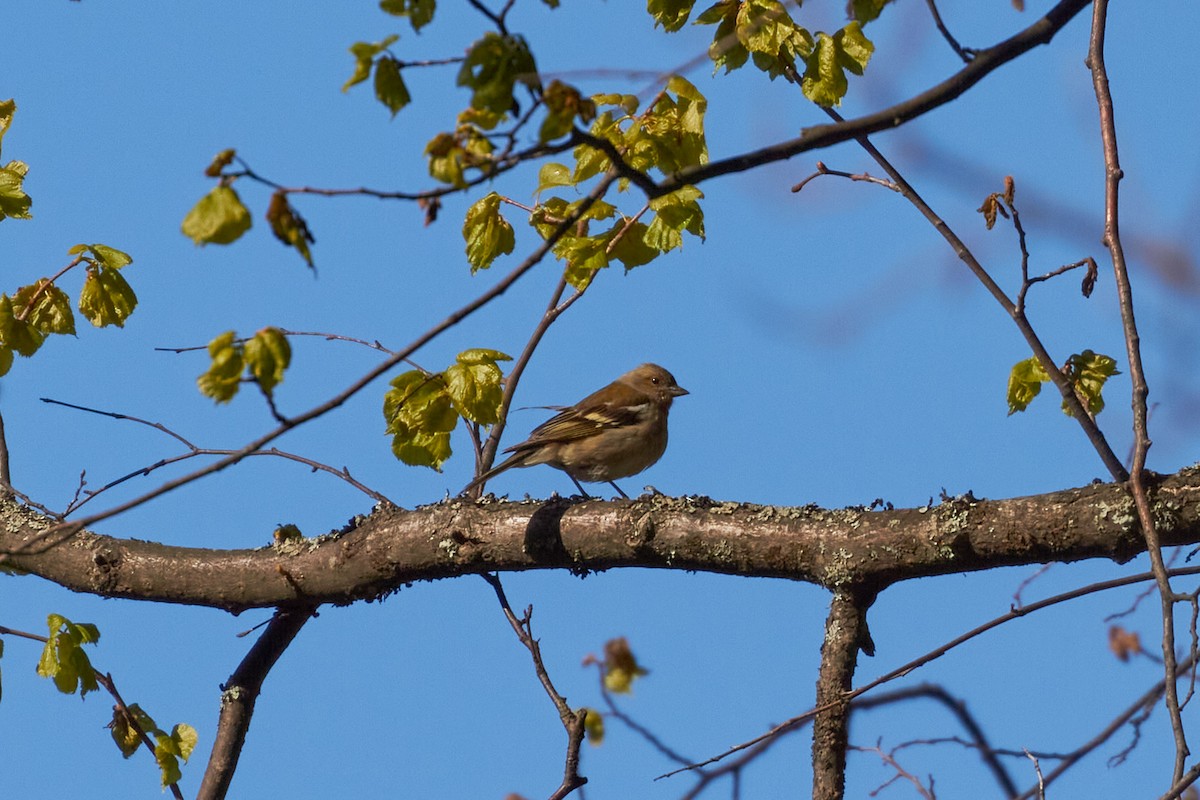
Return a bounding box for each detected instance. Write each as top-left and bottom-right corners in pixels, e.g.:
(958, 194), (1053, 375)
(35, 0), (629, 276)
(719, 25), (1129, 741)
(4, 469), (1200, 612)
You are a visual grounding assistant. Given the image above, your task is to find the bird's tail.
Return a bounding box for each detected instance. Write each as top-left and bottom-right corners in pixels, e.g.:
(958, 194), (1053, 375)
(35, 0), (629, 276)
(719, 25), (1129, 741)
(460, 450), (528, 496)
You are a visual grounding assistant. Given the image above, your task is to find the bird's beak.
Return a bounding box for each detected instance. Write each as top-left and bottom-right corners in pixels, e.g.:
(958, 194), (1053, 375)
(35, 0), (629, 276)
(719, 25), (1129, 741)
(670, 385), (689, 397)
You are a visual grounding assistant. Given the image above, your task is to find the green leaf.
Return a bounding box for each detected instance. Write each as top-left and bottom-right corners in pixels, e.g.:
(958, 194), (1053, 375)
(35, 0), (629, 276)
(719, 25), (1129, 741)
(425, 132), (468, 188)
(265, 191), (316, 268)
(457, 33), (539, 115)
(38, 614), (100, 697)
(13, 280), (76, 336)
(374, 56), (412, 117)
(172, 723), (198, 762)
(0, 294), (45, 357)
(647, 0), (696, 31)
(697, 0), (751, 75)
(181, 185), (252, 245)
(800, 23), (874, 106)
(1063, 350), (1120, 416)
(539, 80), (596, 143)
(0, 160), (32, 221)
(850, 0), (893, 24)
(0, 99), (14, 155)
(0, 345), (12, 377)
(1006, 357), (1050, 415)
(836, 21), (874, 76)
(198, 331), (245, 403)
(802, 32), (846, 107)
(443, 348), (511, 424)
(243, 326), (291, 395)
(582, 707), (605, 745)
(85, 243), (134, 269)
(607, 220), (658, 269)
(343, 35), (400, 92)
(79, 266), (138, 328)
(110, 707), (143, 758)
(383, 370), (459, 470)
(536, 162), (573, 194)
(380, 0), (436, 32)
(463, 192), (515, 272)
(155, 734), (183, 788)
(645, 185), (706, 252)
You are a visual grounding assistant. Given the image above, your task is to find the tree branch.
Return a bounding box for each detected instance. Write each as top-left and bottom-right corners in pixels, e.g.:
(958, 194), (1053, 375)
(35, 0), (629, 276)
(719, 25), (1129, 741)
(653, 0), (1092, 196)
(5, 469), (1200, 611)
(196, 604), (316, 800)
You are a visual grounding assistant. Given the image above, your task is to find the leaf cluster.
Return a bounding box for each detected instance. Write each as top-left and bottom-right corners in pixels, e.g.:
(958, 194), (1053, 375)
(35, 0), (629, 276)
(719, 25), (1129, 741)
(0, 244), (137, 376)
(110, 703), (198, 788)
(382, 349), (511, 470)
(1007, 350), (1120, 417)
(197, 327), (292, 403)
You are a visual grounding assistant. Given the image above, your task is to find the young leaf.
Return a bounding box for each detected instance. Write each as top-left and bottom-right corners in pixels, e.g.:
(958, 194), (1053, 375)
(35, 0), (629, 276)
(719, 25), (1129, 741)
(374, 56), (413, 117)
(13, 280), (76, 336)
(648, 0), (696, 30)
(266, 191), (316, 268)
(539, 80), (596, 142)
(581, 707), (605, 745)
(602, 637), (648, 694)
(342, 35), (400, 92)
(181, 185), (253, 245)
(0, 98), (14, 153)
(443, 348), (511, 424)
(204, 148), (237, 177)
(0, 345), (11, 377)
(457, 33), (539, 115)
(380, 0), (436, 32)
(198, 331), (245, 403)
(1063, 350), (1119, 416)
(383, 370), (459, 470)
(110, 706), (144, 758)
(463, 192), (515, 271)
(243, 326), (291, 395)
(38, 614), (101, 697)
(644, 185), (706, 252)
(1006, 357), (1050, 415)
(85, 243), (134, 269)
(0, 159), (32, 221)
(79, 266), (138, 328)
(0, 293), (46, 357)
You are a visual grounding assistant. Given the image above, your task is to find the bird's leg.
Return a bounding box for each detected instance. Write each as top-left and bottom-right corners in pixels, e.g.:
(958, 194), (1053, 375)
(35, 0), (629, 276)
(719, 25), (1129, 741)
(608, 481), (630, 499)
(569, 476), (593, 499)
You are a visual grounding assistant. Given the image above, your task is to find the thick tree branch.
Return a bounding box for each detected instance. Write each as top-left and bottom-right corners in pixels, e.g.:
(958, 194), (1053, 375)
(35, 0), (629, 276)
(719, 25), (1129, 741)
(812, 589), (872, 800)
(196, 604), (316, 800)
(4, 468), (1200, 612)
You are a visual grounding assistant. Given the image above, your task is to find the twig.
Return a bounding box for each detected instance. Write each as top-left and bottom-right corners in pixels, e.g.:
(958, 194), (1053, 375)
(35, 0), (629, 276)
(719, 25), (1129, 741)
(39, 398), (394, 513)
(923, 0), (975, 63)
(1023, 749), (1046, 800)
(1086, 0), (1186, 783)
(481, 574), (587, 799)
(196, 604), (317, 800)
(470, 275), (586, 495)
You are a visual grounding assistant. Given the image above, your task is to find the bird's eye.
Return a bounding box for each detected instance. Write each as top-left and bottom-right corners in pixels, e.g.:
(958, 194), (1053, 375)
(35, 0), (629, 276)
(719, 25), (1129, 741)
(651, 377), (660, 384)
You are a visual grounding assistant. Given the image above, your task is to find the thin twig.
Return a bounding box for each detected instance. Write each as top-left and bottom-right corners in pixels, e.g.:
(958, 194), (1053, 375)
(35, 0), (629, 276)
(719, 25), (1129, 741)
(923, 0), (975, 62)
(481, 574), (587, 799)
(1086, 0), (1186, 783)
(39, 398), (393, 512)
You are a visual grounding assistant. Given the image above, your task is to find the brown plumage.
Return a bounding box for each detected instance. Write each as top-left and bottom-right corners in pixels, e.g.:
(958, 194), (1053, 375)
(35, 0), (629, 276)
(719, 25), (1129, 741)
(464, 363), (687, 498)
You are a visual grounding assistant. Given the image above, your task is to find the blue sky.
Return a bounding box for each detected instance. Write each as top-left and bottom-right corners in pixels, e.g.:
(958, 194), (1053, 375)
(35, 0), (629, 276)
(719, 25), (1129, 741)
(4, 1), (1200, 798)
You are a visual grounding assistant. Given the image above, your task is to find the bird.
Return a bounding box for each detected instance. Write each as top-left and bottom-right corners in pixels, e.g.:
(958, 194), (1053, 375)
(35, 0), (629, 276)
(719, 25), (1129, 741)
(463, 363), (688, 499)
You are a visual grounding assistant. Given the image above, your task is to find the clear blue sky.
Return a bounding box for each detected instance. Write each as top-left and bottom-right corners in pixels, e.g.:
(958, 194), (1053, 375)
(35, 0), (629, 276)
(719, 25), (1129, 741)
(4, 1), (1200, 797)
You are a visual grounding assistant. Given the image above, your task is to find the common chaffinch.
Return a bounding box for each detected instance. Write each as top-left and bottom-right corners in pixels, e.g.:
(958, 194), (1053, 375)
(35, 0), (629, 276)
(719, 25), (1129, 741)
(464, 363), (688, 498)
